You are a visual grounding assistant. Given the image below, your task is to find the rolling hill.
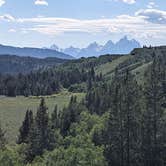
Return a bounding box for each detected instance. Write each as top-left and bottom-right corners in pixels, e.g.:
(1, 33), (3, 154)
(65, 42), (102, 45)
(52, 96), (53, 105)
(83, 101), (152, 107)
(0, 44), (74, 59)
(0, 55), (69, 74)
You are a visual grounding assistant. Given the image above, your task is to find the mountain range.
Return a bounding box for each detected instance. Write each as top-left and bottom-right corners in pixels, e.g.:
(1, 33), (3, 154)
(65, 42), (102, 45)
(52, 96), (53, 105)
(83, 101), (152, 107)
(0, 44), (73, 59)
(50, 36), (141, 58)
(0, 36), (141, 60)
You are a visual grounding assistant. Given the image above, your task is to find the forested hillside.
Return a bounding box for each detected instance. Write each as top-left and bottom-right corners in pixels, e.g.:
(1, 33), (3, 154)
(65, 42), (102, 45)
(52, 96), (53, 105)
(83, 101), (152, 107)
(0, 54), (117, 96)
(0, 46), (165, 166)
(0, 55), (68, 74)
(0, 46), (165, 97)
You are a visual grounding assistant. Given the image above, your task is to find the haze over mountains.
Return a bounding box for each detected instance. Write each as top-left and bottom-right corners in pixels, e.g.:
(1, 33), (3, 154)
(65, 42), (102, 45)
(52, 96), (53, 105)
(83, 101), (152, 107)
(50, 36), (141, 58)
(0, 36), (141, 60)
(0, 44), (73, 60)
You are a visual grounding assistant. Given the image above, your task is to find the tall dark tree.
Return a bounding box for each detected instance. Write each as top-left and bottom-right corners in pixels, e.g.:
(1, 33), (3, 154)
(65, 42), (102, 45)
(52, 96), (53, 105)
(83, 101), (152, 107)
(17, 110), (33, 144)
(142, 54), (166, 166)
(0, 123), (6, 150)
(60, 96), (83, 136)
(122, 70), (141, 166)
(51, 105), (59, 129)
(25, 98), (51, 162)
(105, 69), (141, 166)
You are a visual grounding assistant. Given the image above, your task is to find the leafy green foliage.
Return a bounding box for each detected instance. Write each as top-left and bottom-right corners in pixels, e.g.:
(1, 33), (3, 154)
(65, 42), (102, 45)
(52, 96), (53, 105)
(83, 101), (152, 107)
(42, 146), (107, 166)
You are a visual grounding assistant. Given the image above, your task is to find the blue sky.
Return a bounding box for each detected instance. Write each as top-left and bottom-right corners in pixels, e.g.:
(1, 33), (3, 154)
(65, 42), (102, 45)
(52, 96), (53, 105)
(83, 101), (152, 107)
(0, 0), (165, 48)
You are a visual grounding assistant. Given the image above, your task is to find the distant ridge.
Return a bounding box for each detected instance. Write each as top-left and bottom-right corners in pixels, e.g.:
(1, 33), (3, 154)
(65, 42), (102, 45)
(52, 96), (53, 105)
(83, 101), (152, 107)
(50, 36), (141, 58)
(0, 54), (68, 74)
(0, 44), (74, 59)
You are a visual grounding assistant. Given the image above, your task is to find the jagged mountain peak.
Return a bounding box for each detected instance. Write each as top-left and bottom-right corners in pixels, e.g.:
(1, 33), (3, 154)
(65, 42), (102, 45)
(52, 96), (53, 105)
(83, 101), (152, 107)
(87, 42), (98, 47)
(50, 44), (60, 51)
(49, 36), (141, 58)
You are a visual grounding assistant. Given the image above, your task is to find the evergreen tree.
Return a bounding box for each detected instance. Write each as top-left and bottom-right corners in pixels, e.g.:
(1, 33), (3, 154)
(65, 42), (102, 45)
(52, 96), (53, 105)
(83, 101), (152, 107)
(142, 54), (166, 166)
(105, 69), (141, 166)
(26, 98), (51, 162)
(17, 110), (33, 144)
(51, 105), (59, 129)
(90, 67), (95, 81)
(60, 96), (82, 136)
(0, 124), (6, 150)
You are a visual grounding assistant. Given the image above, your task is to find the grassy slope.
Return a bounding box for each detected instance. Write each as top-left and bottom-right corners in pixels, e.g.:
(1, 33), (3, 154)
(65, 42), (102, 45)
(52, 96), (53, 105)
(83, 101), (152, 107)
(0, 91), (85, 143)
(96, 53), (153, 85)
(96, 55), (132, 83)
(131, 62), (152, 84)
(96, 55), (131, 76)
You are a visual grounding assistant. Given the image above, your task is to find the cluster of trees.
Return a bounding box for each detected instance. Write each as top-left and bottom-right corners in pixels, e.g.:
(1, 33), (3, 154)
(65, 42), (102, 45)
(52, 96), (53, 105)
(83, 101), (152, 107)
(0, 55), (68, 74)
(0, 52), (165, 165)
(87, 53), (166, 166)
(0, 97), (107, 165)
(0, 66), (101, 97)
(0, 54), (116, 97)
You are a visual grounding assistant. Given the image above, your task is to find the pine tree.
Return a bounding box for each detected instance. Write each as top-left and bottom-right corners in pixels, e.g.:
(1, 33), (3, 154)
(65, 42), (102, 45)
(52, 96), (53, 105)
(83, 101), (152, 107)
(90, 67), (95, 81)
(17, 110), (33, 144)
(106, 69), (141, 166)
(26, 98), (51, 162)
(107, 69), (124, 166)
(0, 123), (6, 150)
(60, 96), (82, 136)
(122, 70), (141, 166)
(51, 105), (59, 129)
(142, 54), (166, 166)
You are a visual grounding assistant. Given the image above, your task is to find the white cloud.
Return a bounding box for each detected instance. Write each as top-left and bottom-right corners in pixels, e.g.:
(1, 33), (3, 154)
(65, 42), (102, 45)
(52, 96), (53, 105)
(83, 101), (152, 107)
(147, 2), (158, 9)
(121, 0), (136, 4)
(0, 0), (5, 7)
(1, 8), (165, 43)
(14, 13), (166, 43)
(106, 0), (136, 4)
(0, 14), (15, 22)
(35, 0), (48, 6)
(135, 9), (166, 24)
(9, 29), (16, 33)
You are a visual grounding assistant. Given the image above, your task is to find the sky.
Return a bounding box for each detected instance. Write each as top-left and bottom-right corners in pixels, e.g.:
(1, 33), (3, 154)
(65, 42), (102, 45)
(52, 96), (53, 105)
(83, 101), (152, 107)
(0, 0), (165, 48)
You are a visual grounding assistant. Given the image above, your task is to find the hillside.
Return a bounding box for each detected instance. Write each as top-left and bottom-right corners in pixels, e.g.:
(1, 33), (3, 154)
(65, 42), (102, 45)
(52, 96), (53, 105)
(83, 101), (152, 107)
(0, 55), (69, 74)
(0, 44), (74, 59)
(96, 46), (166, 83)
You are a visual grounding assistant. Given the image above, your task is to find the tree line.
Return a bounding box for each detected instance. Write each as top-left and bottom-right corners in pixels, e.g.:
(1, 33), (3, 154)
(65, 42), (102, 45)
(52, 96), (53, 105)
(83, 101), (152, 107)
(0, 66), (102, 97)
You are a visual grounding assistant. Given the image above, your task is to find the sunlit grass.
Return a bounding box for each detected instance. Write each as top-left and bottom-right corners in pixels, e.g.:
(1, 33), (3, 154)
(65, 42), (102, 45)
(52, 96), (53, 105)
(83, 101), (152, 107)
(0, 91), (85, 143)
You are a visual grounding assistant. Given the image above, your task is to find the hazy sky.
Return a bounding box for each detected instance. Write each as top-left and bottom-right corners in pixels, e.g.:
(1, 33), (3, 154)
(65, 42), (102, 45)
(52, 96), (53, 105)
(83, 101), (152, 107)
(0, 0), (165, 48)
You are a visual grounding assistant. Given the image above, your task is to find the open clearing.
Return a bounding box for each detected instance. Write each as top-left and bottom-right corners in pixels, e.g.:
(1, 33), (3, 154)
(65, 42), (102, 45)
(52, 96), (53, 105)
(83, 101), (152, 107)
(0, 91), (85, 143)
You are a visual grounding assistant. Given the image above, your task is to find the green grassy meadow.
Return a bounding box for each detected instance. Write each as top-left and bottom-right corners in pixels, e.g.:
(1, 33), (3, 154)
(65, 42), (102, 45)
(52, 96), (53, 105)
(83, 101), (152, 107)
(95, 55), (131, 76)
(0, 91), (85, 143)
